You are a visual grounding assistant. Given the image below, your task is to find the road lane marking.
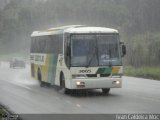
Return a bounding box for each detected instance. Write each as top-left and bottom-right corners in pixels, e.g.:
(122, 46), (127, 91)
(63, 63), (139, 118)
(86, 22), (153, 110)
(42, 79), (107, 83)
(2, 79), (32, 90)
(66, 100), (72, 104)
(76, 104), (81, 108)
(12, 82), (32, 90)
(124, 88), (160, 103)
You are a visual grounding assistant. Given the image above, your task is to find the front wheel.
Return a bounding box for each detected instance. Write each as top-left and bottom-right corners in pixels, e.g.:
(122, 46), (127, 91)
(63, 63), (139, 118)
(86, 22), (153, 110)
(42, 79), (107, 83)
(60, 73), (70, 94)
(102, 88), (110, 94)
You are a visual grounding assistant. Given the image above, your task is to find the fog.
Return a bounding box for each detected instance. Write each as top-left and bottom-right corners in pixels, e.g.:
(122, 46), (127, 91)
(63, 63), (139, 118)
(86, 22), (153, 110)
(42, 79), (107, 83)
(0, 0), (160, 67)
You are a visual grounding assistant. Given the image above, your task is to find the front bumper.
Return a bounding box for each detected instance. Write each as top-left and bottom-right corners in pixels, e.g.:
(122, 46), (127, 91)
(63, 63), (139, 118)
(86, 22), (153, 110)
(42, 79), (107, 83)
(71, 77), (122, 89)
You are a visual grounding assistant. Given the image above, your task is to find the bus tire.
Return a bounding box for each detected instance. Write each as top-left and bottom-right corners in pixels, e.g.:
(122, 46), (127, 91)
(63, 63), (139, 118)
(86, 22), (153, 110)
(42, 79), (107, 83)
(37, 68), (44, 87)
(60, 73), (70, 94)
(102, 88), (110, 94)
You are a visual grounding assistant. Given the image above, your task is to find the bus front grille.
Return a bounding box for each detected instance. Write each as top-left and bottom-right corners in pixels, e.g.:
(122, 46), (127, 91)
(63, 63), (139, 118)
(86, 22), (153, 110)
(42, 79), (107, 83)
(100, 74), (111, 77)
(86, 74), (111, 77)
(86, 74), (97, 77)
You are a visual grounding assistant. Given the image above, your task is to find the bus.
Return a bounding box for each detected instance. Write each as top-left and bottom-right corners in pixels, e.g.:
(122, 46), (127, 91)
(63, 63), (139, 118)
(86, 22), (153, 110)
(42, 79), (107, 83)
(30, 25), (126, 94)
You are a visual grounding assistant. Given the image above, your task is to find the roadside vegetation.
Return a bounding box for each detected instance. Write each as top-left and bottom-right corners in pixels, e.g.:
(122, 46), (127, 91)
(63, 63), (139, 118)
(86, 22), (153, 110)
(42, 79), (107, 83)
(0, 108), (6, 119)
(0, 105), (20, 120)
(0, 105), (8, 119)
(124, 66), (160, 80)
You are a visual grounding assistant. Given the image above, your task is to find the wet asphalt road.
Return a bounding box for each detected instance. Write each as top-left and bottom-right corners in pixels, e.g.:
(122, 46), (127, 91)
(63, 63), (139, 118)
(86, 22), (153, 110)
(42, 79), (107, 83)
(0, 62), (160, 114)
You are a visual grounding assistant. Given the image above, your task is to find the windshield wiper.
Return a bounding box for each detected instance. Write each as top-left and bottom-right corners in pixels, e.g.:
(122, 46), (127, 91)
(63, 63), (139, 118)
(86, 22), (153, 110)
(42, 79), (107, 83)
(85, 48), (96, 68)
(85, 42), (98, 68)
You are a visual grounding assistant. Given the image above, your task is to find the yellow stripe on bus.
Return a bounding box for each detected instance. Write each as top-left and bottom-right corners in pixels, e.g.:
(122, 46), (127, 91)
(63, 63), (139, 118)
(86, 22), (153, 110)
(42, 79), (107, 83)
(112, 67), (120, 74)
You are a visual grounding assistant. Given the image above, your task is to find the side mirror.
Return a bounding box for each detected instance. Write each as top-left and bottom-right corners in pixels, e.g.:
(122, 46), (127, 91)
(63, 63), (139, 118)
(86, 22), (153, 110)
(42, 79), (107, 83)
(121, 44), (126, 57)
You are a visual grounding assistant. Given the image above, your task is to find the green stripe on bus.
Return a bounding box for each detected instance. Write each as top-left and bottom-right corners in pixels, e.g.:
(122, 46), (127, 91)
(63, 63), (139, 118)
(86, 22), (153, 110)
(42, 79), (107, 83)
(96, 67), (112, 74)
(48, 54), (58, 85)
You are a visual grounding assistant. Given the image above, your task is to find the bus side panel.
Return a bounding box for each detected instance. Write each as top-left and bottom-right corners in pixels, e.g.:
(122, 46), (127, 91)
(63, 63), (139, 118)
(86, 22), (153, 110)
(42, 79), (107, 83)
(30, 53), (59, 85)
(47, 54), (58, 85)
(42, 54), (49, 82)
(54, 54), (72, 88)
(30, 53), (49, 83)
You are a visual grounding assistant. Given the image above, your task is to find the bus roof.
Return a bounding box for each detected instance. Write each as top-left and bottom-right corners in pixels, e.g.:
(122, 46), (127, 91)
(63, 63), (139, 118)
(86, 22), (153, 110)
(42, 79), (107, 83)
(31, 25), (118, 37)
(64, 27), (118, 34)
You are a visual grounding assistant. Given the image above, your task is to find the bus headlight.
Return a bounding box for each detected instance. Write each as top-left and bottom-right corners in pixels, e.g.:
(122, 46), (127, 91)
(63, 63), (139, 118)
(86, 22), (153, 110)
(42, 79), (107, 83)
(76, 81), (81, 85)
(112, 81), (120, 84)
(116, 81), (120, 84)
(76, 81), (85, 87)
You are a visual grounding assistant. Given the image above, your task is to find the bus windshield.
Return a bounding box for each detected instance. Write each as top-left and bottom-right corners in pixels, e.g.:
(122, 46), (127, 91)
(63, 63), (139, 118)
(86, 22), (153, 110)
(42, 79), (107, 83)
(71, 34), (122, 67)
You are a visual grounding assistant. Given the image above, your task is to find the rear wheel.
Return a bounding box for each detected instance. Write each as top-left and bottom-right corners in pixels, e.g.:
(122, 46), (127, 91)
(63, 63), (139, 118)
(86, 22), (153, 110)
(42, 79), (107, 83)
(37, 68), (44, 87)
(102, 88), (110, 94)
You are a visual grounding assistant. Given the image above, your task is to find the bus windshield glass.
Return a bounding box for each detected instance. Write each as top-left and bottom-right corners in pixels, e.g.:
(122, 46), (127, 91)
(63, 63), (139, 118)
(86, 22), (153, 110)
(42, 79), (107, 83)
(71, 34), (122, 67)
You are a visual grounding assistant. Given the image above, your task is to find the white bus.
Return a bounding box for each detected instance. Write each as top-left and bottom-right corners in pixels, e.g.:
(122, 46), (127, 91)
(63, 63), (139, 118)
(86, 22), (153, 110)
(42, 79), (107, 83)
(30, 25), (126, 94)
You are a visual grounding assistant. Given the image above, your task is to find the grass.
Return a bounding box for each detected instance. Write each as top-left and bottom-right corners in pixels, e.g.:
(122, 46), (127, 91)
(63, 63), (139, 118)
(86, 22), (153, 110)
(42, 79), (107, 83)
(0, 105), (7, 118)
(0, 104), (20, 119)
(124, 66), (160, 80)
